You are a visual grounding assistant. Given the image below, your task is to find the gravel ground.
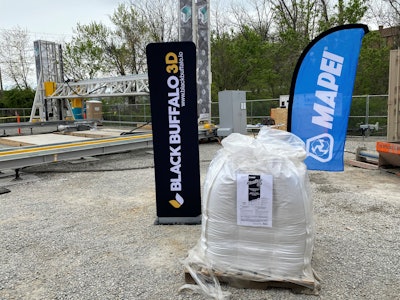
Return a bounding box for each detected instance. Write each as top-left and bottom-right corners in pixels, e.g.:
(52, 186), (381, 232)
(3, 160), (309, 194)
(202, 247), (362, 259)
(0, 135), (399, 300)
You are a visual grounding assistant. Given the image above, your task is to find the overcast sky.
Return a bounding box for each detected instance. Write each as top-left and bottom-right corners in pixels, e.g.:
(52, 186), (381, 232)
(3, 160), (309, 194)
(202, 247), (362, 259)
(0, 0), (123, 41)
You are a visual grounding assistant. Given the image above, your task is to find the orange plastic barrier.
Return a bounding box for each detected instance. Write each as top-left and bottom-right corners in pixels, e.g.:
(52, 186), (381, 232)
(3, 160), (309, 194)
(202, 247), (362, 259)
(376, 141), (400, 155)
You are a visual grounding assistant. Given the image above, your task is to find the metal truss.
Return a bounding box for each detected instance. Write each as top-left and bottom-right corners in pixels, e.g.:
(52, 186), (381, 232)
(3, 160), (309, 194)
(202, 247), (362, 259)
(47, 74), (149, 99)
(30, 74), (150, 122)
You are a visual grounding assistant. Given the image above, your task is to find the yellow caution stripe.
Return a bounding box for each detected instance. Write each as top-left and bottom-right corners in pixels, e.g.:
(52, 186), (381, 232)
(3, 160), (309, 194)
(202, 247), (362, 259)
(0, 134), (152, 157)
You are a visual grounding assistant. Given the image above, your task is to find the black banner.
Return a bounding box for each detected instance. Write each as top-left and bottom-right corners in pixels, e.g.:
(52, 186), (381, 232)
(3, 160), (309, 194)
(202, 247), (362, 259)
(146, 42), (201, 224)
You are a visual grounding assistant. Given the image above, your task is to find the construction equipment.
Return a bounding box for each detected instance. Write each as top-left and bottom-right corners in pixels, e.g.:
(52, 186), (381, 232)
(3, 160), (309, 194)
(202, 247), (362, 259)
(359, 122), (379, 137)
(30, 40), (73, 122)
(30, 40), (151, 123)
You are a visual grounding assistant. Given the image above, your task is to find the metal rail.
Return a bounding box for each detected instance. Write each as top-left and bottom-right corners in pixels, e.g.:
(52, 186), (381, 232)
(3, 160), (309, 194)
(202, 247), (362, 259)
(0, 133), (152, 171)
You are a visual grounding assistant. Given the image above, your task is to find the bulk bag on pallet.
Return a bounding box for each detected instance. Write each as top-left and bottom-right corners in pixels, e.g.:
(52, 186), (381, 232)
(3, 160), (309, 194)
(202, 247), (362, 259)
(182, 127), (318, 299)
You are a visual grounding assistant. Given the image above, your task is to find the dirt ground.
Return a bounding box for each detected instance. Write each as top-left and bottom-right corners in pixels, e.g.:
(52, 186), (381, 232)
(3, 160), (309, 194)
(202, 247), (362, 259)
(0, 134), (399, 299)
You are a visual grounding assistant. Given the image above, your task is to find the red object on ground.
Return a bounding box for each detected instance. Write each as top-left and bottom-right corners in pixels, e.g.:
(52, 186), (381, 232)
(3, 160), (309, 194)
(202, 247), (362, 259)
(376, 141), (400, 167)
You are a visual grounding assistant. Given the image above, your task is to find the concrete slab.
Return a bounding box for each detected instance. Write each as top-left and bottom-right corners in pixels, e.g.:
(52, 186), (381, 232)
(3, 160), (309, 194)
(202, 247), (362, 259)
(0, 127), (152, 152)
(0, 133), (91, 147)
(67, 128), (150, 138)
(67, 128), (127, 138)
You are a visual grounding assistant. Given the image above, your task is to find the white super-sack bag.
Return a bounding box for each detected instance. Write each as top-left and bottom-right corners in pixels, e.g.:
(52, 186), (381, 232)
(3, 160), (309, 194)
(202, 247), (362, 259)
(182, 127), (318, 297)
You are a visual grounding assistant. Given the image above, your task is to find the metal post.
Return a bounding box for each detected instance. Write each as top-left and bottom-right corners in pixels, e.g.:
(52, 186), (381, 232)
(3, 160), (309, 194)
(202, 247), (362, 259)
(14, 168), (22, 181)
(365, 95), (370, 125)
(251, 101), (254, 124)
(0, 67), (3, 93)
(142, 103), (145, 123)
(117, 104), (121, 126)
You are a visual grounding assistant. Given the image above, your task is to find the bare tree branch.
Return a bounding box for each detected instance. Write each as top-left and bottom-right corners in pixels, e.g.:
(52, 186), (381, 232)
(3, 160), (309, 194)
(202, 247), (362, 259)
(0, 27), (34, 89)
(129, 0), (178, 42)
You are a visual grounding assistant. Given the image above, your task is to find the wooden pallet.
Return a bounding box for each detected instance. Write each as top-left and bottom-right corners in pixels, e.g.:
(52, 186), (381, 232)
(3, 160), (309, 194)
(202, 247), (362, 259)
(347, 159), (379, 170)
(184, 268), (320, 295)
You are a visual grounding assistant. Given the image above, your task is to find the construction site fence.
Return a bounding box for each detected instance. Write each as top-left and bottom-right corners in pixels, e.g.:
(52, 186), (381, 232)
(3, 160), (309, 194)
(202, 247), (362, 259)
(0, 108), (31, 123)
(0, 94), (388, 136)
(211, 94), (388, 136)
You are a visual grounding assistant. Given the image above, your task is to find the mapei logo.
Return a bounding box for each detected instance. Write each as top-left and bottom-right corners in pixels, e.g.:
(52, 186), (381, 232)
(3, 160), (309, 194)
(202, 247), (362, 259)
(169, 193), (184, 208)
(306, 133), (334, 163)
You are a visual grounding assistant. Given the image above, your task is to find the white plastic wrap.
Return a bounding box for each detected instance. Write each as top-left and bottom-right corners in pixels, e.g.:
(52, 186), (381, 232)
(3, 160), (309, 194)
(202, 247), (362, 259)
(181, 127), (318, 299)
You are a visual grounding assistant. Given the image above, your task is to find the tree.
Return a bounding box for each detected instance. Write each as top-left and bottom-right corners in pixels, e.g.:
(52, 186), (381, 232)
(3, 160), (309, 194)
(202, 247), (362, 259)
(211, 29), (265, 94)
(63, 3), (154, 80)
(0, 27), (34, 89)
(129, 0), (178, 42)
(0, 87), (35, 108)
(110, 3), (151, 74)
(211, 0), (233, 39)
(367, 0), (400, 27)
(272, 0), (320, 44)
(386, 0), (400, 23)
(229, 0), (275, 41)
(63, 22), (111, 80)
(271, 1), (369, 42)
(354, 30), (390, 95)
(318, 0), (368, 31)
(211, 27), (291, 100)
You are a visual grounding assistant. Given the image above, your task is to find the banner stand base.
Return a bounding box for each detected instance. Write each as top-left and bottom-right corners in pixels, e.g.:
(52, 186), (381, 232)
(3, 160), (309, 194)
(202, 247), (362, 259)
(154, 215), (202, 225)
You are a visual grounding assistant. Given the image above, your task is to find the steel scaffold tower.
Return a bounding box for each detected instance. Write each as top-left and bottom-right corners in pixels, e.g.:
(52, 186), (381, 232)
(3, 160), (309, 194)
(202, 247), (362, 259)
(30, 40), (150, 122)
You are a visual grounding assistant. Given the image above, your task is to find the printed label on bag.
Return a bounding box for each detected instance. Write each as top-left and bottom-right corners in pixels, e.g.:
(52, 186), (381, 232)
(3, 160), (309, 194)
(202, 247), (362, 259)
(236, 173), (273, 227)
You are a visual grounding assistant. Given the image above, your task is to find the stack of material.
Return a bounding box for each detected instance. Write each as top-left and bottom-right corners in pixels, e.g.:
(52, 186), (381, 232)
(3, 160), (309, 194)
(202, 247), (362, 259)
(182, 127), (318, 299)
(270, 107), (288, 131)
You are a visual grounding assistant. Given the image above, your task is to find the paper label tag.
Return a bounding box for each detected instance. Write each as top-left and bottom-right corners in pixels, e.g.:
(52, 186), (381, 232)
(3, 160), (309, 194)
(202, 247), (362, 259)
(236, 173), (273, 227)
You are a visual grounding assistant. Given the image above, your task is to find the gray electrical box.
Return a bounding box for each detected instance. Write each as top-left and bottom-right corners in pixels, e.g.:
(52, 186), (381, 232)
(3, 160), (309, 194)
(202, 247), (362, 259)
(217, 90), (247, 137)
